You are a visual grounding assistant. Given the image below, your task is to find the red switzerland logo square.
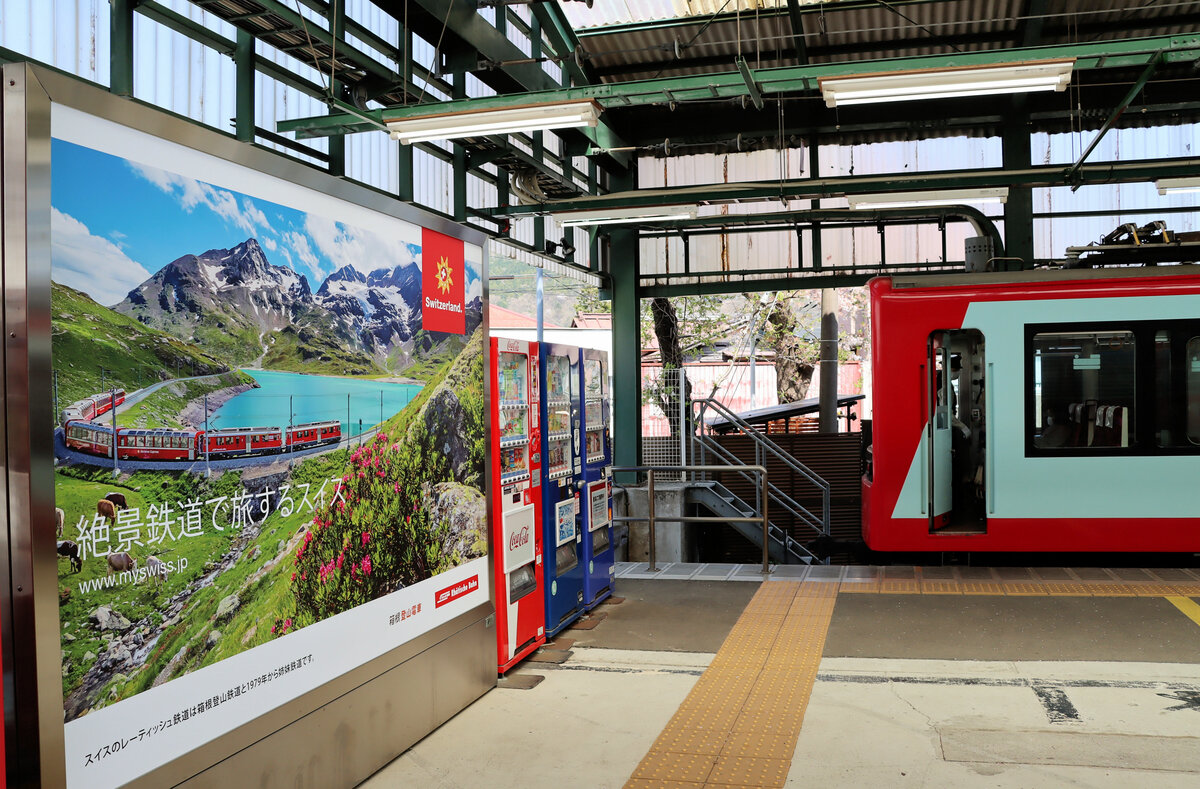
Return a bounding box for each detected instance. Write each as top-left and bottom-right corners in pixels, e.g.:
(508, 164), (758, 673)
(421, 228), (466, 335)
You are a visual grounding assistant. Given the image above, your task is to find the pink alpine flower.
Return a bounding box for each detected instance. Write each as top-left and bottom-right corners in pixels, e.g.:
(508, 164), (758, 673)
(361, 530), (370, 547)
(361, 555), (372, 576)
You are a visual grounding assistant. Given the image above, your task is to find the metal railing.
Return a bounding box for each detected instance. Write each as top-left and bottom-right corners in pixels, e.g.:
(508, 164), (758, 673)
(612, 465), (771, 574)
(691, 398), (831, 546)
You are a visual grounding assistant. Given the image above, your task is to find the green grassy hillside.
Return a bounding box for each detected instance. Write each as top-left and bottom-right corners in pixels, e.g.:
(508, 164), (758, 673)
(52, 282), (231, 409)
(119, 371), (257, 429)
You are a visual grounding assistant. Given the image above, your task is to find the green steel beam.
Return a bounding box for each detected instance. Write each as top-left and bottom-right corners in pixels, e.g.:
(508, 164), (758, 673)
(404, 0), (630, 168)
(786, 0), (809, 64)
(1065, 53), (1162, 188)
(141, 1), (235, 54)
(492, 155), (1200, 217)
(277, 33), (1200, 138)
(530, 0), (591, 85)
(235, 29), (255, 142)
(110, 0), (134, 96)
(639, 269), (968, 298)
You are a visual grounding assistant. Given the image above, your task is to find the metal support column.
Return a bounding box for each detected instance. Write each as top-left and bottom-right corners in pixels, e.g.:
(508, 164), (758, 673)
(818, 288), (838, 432)
(235, 29), (255, 143)
(1002, 107), (1034, 266)
(609, 169), (640, 481)
(327, 1), (346, 177)
(452, 74), (467, 222)
(110, 0), (135, 97)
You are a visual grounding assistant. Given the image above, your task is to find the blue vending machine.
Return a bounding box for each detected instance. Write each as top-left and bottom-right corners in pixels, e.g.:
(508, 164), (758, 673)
(580, 348), (615, 608)
(539, 343), (586, 636)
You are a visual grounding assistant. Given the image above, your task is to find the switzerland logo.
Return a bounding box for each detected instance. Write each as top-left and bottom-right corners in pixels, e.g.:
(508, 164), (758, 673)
(421, 229), (466, 335)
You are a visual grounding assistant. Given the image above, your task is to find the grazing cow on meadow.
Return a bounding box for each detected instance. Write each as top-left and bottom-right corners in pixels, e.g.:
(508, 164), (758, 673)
(55, 507), (65, 538)
(96, 499), (116, 523)
(106, 552), (136, 576)
(57, 540), (82, 573)
(104, 492), (127, 510)
(145, 556), (167, 585)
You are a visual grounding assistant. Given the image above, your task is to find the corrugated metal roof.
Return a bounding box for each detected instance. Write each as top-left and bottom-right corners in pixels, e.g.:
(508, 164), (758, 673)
(575, 0), (1198, 82)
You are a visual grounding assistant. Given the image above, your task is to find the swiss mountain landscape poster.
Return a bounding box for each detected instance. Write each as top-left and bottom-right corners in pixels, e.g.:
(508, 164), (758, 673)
(50, 135), (486, 744)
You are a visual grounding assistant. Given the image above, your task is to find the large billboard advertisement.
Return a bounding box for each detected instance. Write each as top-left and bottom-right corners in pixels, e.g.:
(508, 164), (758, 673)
(49, 106), (487, 787)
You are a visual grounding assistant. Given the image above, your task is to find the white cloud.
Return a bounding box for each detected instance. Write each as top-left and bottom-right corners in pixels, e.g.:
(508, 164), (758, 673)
(304, 214), (417, 276)
(51, 208), (153, 307)
(262, 236), (278, 252)
(129, 162), (273, 240)
(284, 231), (323, 279)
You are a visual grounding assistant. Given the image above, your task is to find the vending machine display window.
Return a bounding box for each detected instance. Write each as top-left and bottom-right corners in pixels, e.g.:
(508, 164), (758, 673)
(544, 354), (574, 480)
(583, 359), (607, 463)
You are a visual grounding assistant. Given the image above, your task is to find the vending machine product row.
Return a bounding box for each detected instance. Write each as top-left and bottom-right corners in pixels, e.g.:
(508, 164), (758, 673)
(539, 343), (586, 637)
(489, 338), (546, 673)
(580, 348), (615, 609)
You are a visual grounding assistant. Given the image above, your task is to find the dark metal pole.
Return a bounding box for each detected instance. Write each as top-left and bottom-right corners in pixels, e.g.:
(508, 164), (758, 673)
(761, 468), (770, 574)
(647, 470), (656, 572)
(819, 288), (838, 432)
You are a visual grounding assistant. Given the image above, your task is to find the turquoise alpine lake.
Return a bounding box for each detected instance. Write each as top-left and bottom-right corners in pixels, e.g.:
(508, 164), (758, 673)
(209, 370), (422, 438)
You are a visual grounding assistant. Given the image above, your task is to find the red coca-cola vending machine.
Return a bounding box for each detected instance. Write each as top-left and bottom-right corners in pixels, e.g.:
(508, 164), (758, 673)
(489, 337), (546, 672)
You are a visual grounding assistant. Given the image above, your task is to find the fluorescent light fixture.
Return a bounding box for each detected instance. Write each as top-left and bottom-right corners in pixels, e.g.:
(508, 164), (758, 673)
(820, 60), (1074, 107)
(387, 101), (600, 144)
(554, 205), (699, 227)
(1156, 177), (1200, 195)
(848, 187), (1009, 210)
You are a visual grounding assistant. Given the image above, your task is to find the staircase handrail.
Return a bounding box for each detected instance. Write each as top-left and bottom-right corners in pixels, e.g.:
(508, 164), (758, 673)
(690, 398), (832, 539)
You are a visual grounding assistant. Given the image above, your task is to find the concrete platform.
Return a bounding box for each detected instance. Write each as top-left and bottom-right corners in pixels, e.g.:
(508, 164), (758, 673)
(360, 565), (1200, 788)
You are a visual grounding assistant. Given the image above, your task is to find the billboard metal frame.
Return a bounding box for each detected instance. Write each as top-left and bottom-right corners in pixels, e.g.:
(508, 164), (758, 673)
(1, 62), (495, 789)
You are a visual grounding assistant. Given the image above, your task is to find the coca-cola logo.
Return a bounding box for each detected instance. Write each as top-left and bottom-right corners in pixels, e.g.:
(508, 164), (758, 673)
(508, 526), (530, 551)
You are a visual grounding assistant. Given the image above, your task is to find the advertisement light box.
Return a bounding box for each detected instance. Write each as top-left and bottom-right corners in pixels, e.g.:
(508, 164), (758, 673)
(47, 105), (488, 788)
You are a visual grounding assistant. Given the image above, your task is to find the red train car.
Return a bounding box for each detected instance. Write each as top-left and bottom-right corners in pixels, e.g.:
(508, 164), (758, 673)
(117, 428), (200, 460)
(862, 266), (1200, 554)
(286, 420), (342, 449)
(205, 427), (283, 456)
(63, 421), (114, 457)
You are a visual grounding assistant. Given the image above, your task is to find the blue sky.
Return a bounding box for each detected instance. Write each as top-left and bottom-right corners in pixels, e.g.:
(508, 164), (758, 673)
(49, 139), (481, 307)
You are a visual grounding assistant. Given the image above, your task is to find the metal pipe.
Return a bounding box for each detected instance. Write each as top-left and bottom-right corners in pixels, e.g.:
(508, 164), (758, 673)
(819, 287), (838, 432)
(647, 469), (656, 572)
(761, 465), (770, 574)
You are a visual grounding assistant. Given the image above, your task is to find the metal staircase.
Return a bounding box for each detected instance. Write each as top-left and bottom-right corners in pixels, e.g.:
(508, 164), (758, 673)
(688, 398), (831, 564)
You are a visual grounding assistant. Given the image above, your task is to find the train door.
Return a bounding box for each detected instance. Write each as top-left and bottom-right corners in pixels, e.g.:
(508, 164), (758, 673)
(928, 329), (987, 534)
(928, 334), (953, 529)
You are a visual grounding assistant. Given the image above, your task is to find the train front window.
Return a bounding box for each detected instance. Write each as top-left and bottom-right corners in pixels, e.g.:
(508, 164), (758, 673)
(1031, 329), (1135, 449)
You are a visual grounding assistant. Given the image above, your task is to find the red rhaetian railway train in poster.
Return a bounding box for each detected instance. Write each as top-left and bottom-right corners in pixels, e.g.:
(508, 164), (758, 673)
(60, 390), (341, 461)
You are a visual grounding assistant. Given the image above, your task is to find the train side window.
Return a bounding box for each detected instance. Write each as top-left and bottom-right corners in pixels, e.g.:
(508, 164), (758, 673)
(1188, 338), (1200, 445)
(1031, 329), (1135, 449)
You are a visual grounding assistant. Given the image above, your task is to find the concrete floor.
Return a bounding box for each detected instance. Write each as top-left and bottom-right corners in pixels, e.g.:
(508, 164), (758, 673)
(360, 569), (1200, 788)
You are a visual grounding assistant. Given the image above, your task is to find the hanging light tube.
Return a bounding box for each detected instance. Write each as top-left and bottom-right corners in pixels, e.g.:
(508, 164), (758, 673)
(820, 60), (1074, 107)
(554, 205), (699, 227)
(1156, 176), (1200, 195)
(387, 100), (601, 144)
(847, 187), (1009, 210)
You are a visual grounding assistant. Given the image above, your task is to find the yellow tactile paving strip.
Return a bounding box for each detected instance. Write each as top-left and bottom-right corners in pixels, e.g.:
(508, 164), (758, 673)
(627, 582), (835, 788)
(626, 567), (1200, 789)
(838, 566), (1200, 597)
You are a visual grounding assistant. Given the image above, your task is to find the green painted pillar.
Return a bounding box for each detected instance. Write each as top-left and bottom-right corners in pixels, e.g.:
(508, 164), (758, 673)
(327, 2), (346, 177)
(235, 29), (255, 143)
(397, 27), (414, 202)
(110, 0), (134, 97)
(452, 74), (467, 222)
(608, 169), (640, 475)
(1003, 112), (1035, 266)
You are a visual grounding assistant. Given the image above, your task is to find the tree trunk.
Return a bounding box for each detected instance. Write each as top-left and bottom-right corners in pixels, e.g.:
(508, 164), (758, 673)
(765, 294), (816, 403)
(650, 297), (692, 442)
